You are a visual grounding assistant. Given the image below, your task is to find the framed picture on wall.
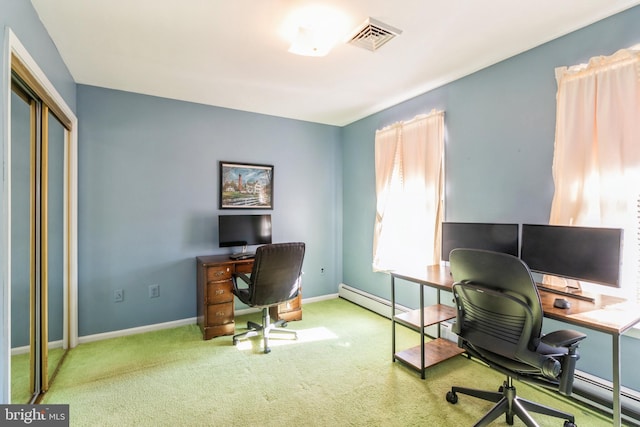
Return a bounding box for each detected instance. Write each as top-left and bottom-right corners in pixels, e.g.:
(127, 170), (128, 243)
(219, 161), (274, 209)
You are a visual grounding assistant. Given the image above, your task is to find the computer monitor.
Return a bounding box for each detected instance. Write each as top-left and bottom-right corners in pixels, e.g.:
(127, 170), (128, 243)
(218, 214), (272, 255)
(520, 224), (623, 288)
(441, 222), (519, 261)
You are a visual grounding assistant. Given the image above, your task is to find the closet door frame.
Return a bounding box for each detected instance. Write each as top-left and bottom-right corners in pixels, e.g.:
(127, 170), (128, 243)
(2, 28), (78, 403)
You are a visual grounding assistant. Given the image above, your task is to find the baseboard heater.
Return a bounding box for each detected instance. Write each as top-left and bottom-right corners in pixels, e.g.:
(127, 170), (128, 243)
(338, 282), (640, 425)
(572, 371), (640, 425)
(338, 283), (410, 318)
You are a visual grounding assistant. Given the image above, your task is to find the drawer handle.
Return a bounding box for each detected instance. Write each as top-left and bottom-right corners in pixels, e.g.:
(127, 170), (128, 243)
(215, 289), (225, 295)
(214, 271), (225, 277)
(215, 311), (226, 317)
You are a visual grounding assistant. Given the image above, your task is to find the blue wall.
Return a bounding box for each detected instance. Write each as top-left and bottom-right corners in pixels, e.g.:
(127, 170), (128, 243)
(76, 85), (342, 336)
(341, 6), (640, 389)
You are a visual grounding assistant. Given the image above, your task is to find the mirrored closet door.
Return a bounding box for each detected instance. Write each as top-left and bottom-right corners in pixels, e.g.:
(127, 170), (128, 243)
(10, 74), (69, 403)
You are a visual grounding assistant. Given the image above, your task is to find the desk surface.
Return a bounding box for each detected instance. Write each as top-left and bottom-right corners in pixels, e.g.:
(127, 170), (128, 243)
(391, 264), (640, 335)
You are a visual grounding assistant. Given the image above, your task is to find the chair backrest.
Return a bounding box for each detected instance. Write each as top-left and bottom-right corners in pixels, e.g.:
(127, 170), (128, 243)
(248, 242), (306, 306)
(449, 248), (544, 356)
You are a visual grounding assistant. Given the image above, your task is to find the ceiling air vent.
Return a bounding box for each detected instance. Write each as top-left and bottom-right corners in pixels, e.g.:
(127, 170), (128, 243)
(347, 17), (402, 52)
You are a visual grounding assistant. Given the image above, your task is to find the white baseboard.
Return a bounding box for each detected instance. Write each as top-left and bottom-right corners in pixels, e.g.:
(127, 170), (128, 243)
(11, 340), (65, 356)
(78, 317), (197, 344)
(78, 294), (339, 344)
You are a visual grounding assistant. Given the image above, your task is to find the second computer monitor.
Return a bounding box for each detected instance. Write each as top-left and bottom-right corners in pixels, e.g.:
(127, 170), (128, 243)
(520, 224), (623, 288)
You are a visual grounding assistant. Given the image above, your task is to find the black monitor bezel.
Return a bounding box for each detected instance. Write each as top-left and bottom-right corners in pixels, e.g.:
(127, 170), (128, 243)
(218, 214), (272, 248)
(441, 222), (520, 262)
(520, 223), (623, 288)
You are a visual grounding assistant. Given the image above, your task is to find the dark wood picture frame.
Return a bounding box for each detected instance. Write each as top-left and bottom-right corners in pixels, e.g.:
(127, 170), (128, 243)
(219, 161), (273, 209)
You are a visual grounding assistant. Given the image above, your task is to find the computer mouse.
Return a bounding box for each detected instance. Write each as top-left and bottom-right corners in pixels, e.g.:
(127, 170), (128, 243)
(553, 298), (571, 309)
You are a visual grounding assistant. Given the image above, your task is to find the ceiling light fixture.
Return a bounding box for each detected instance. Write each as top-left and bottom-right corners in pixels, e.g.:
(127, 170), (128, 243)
(281, 5), (350, 57)
(288, 26), (333, 57)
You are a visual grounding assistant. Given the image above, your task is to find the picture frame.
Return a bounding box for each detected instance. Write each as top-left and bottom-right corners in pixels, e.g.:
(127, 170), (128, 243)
(219, 161), (274, 209)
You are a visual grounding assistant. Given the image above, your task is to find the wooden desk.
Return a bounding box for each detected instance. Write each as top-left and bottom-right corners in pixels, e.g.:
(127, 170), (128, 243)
(196, 255), (302, 340)
(391, 264), (640, 427)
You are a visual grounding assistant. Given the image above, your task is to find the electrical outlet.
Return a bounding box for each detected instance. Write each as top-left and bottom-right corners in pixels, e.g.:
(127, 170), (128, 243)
(114, 289), (124, 303)
(149, 284), (160, 298)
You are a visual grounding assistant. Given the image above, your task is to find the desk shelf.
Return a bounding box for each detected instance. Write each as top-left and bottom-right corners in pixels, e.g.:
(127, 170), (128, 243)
(394, 304), (457, 330)
(395, 338), (465, 371)
(393, 305), (463, 374)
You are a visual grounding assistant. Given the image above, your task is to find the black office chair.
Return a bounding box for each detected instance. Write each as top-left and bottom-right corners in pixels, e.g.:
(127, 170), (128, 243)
(232, 242), (305, 353)
(445, 248), (587, 427)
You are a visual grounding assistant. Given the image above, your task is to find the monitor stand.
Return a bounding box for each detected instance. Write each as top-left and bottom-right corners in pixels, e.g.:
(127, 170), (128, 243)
(535, 279), (596, 302)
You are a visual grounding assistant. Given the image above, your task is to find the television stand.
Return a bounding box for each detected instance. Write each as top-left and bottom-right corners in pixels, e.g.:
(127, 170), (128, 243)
(535, 283), (596, 302)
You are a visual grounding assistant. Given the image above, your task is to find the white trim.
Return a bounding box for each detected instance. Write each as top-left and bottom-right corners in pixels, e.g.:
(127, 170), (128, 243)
(1, 26), (13, 406)
(78, 318), (198, 345)
(77, 295), (339, 344)
(11, 340), (64, 357)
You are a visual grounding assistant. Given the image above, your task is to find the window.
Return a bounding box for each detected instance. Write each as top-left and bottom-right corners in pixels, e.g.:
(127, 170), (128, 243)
(550, 45), (640, 301)
(372, 111), (444, 272)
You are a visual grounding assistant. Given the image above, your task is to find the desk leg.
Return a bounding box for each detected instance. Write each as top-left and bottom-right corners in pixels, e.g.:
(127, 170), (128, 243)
(436, 289), (441, 339)
(612, 333), (621, 427)
(420, 285), (425, 380)
(391, 276), (396, 362)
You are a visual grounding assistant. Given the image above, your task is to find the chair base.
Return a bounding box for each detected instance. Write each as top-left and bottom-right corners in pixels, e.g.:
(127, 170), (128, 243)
(446, 377), (576, 427)
(232, 307), (297, 353)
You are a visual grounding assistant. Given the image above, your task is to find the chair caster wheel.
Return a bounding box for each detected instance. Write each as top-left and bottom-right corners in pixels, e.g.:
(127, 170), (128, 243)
(264, 347), (271, 354)
(446, 391), (458, 404)
(563, 422), (576, 427)
(232, 338), (238, 346)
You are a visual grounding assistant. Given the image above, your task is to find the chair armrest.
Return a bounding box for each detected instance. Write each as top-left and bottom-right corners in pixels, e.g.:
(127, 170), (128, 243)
(232, 273), (252, 291)
(541, 330), (586, 348)
(541, 330), (586, 396)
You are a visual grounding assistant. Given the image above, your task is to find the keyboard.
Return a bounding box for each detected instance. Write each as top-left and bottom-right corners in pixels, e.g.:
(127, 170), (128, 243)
(229, 252), (255, 260)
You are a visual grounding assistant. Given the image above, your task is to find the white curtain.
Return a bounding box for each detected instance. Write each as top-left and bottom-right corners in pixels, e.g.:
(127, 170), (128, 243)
(373, 111), (444, 273)
(550, 45), (640, 299)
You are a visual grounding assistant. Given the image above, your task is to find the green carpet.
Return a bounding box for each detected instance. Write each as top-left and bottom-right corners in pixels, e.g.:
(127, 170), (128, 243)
(41, 298), (617, 426)
(12, 346), (66, 403)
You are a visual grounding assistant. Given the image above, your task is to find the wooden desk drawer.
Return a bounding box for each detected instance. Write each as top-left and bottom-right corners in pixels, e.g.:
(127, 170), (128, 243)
(235, 262), (253, 274)
(206, 303), (234, 326)
(202, 323), (235, 340)
(206, 265), (231, 281)
(206, 280), (233, 304)
(283, 295), (301, 311)
(269, 291), (302, 322)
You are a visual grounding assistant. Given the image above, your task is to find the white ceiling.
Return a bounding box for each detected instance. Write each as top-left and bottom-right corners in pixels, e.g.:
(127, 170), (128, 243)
(31, 0), (640, 126)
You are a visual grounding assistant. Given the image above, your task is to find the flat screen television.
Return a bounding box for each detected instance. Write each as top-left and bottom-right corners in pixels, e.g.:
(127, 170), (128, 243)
(218, 214), (272, 257)
(520, 224), (623, 288)
(441, 222), (519, 261)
